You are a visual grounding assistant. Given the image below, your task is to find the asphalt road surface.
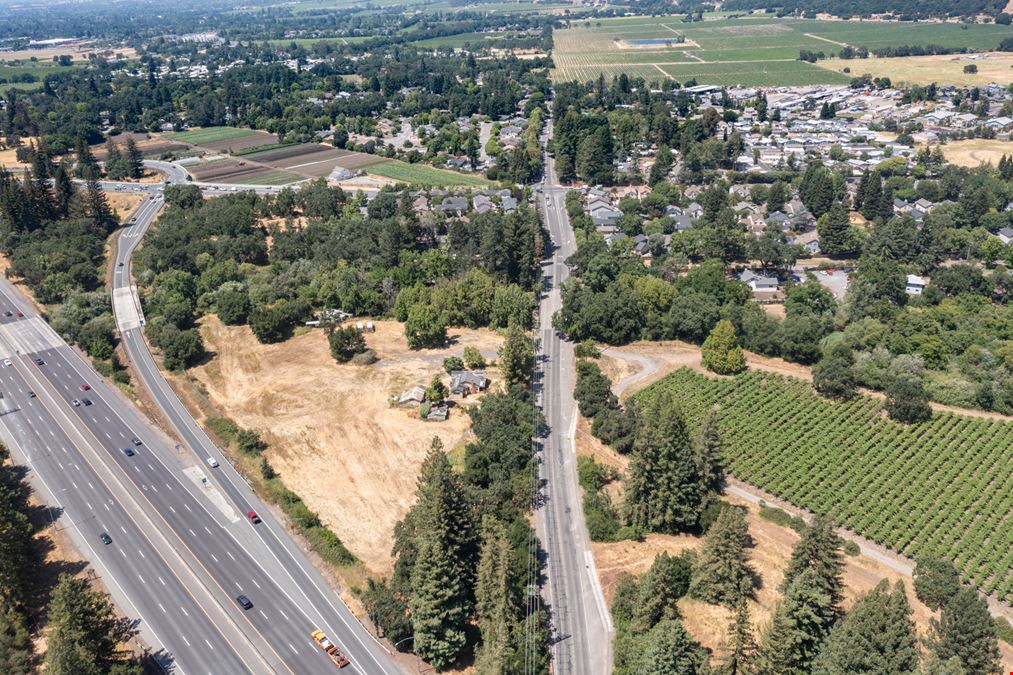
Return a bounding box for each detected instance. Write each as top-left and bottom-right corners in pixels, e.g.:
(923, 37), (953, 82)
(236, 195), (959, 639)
(107, 178), (400, 673)
(534, 118), (613, 675)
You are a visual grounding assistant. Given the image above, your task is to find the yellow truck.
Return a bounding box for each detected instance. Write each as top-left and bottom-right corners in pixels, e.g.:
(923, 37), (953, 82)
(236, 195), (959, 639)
(311, 630), (350, 669)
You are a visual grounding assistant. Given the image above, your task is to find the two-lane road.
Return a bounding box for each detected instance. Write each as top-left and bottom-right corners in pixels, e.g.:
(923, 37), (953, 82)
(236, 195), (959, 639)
(534, 119), (613, 675)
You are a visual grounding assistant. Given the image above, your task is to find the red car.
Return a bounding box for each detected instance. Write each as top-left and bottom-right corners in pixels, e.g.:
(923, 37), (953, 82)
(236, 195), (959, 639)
(15, 311), (23, 318)
(247, 511), (261, 524)
(80, 383), (90, 391)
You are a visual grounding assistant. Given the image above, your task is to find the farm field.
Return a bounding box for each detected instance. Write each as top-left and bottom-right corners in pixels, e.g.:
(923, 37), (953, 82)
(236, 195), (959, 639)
(364, 159), (494, 186)
(164, 127), (279, 153)
(238, 143), (387, 177)
(187, 157), (303, 185)
(411, 30), (535, 48)
(635, 368), (1013, 602)
(552, 16), (1013, 86)
(0, 62), (81, 89)
(819, 51), (1013, 86)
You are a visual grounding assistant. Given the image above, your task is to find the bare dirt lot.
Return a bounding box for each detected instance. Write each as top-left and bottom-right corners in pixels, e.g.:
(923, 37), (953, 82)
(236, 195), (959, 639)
(940, 138), (1013, 168)
(92, 133), (190, 160)
(818, 52), (1013, 87)
(188, 316), (504, 573)
(196, 131), (279, 154)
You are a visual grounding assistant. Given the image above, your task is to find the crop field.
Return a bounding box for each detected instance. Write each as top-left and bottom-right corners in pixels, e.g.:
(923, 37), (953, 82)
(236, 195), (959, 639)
(165, 126), (262, 145)
(552, 16), (1013, 86)
(188, 158), (302, 185)
(412, 30), (531, 49)
(240, 143), (387, 178)
(365, 159), (493, 187)
(636, 368), (1013, 601)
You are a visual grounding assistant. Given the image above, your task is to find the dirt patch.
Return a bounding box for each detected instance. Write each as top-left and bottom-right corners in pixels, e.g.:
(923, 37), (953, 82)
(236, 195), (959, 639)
(188, 316), (504, 573)
(107, 193), (146, 223)
(0, 43), (136, 63)
(941, 138), (1013, 168)
(0, 136), (39, 169)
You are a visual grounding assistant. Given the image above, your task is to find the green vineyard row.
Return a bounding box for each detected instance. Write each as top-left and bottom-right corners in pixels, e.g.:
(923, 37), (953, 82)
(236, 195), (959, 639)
(635, 368), (1013, 601)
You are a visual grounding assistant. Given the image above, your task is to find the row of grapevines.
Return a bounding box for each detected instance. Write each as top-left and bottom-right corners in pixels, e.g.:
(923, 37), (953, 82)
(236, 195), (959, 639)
(635, 368), (1013, 601)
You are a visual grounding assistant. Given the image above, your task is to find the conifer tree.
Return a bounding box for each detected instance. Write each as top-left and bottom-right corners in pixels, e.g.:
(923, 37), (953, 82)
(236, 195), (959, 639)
(702, 320), (746, 375)
(633, 552), (691, 632)
(779, 515), (844, 621)
(854, 170), (871, 211)
(400, 440), (478, 670)
(84, 176), (114, 228)
(43, 574), (139, 675)
(861, 172), (882, 221)
(623, 392), (703, 533)
(758, 570), (833, 675)
(475, 516), (520, 675)
(813, 580), (918, 675)
(74, 137), (98, 178)
(52, 160), (75, 218)
(718, 600), (758, 675)
(638, 619), (708, 675)
(0, 603), (32, 675)
(690, 505), (753, 607)
(816, 201), (855, 256)
(693, 407), (724, 494)
(0, 443), (38, 612)
(766, 180), (787, 214)
(499, 320), (534, 388)
(125, 137), (144, 179)
(930, 587), (1001, 675)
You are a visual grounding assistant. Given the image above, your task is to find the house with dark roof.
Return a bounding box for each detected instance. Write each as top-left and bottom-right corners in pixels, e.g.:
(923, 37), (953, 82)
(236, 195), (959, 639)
(450, 370), (489, 396)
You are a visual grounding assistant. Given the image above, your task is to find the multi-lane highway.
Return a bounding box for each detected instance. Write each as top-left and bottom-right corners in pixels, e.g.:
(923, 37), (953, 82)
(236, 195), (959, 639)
(534, 119), (613, 675)
(0, 160), (401, 673)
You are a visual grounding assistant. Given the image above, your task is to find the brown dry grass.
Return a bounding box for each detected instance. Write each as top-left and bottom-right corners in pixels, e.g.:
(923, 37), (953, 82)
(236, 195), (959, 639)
(941, 138), (1013, 168)
(0, 136), (39, 169)
(107, 193), (145, 222)
(0, 44), (136, 63)
(818, 52), (1013, 87)
(188, 316), (504, 574)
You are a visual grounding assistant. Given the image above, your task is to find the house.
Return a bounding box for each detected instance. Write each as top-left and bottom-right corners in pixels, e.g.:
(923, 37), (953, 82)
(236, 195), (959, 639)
(998, 227), (1013, 245)
(686, 202), (704, 220)
(905, 274), (926, 295)
(437, 196), (468, 216)
(473, 194), (495, 214)
(412, 195), (430, 215)
(589, 203), (622, 228)
(986, 116), (1013, 132)
(446, 157), (472, 171)
(739, 270), (779, 292)
(766, 211), (790, 231)
(426, 403), (449, 421)
(792, 231), (821, 256)
(893, 198), (912, 215)
(502, 196), (518, 212)
(450, 370), (489, 396)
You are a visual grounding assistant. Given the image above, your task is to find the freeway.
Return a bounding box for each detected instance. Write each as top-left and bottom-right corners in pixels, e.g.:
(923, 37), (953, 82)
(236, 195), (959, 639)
(108, 171), (401, 673)
(534, 119), (613, 674)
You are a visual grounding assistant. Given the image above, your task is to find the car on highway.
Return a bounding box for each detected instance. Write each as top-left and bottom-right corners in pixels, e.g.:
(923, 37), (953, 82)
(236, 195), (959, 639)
(71, 399), (81, 407)
(33, 358), (44, 366)
(2, 359), (10, 367)
(2, 311), (10, 317)
(82, 398), (92, 406)
(80, 383), (91, 391)
(247, 511), (261, 524)
(27, 391), (35, 398)
(131, 437), (142, 446)
(123, 447), (136, 457)
(207, 457), (219, 468)
(16, 311), (22, 317)
(100, 532), (112, 545)
(235, 595), (253, 610)
(118, 261), (124, 267)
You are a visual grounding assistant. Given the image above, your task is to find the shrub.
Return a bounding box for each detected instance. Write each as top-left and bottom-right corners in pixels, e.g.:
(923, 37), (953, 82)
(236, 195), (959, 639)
(914, 555), (961, 610)
(701, 320), (746, 375)
(463, 346), (486, 369)
(843, 540), (860, 556)
(443, 356), (464, 373)
(329, 326), (367, 363)
(305, 526), (356, 566)
(577, 456), (608, 492)
(350, 349), (378, 365)
(758, 503), (808, 534)
(584, 491), (621, 542)
(575, 339), (601, 358)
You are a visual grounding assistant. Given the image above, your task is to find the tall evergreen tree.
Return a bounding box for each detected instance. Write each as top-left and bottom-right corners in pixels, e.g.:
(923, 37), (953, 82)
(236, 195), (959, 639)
(816, 201), (855, 256)
(633, 552), (691, 632)
(718, 600), (758, 675)
(779, 515), (844, 621)
(399, 440), (478, 670)
(74, 137), (98, 179)
(83, 176), (114, 228)
(474, 516), (521, 675)
(43, 574), (139, 675)
(766, 180), (787, 214)
(499, 320), (534, 388)
(28, 149), (54, 222)
(813, 580), (918, 675)
(52, 160), (75, 218)
(637, 619), (708, 675)
(623, 392), (703, 533)
(854, 170), (871, 212)
(930, 587), (1001, 675)
(125, 137), (144, 179)
(693, 407), (724, 494)
(861, 173), (883, 221)
(690, 504), (754, 607)
(0, 603), (32, 675)
(758, 570), (833, 675)
(0, 443), (38, 612)
(104, 140), (128, 180)
(800, 163), (834, 217)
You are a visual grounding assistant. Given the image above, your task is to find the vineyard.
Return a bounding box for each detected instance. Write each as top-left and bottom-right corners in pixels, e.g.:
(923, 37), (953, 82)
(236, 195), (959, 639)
(635, 368), (1013, 601)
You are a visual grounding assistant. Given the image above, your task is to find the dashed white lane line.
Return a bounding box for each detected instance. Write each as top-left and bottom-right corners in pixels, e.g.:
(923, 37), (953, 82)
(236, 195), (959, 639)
(158, 576), (166, 586)
(180, 606), (189, 617)
(159, 603), (166, 613)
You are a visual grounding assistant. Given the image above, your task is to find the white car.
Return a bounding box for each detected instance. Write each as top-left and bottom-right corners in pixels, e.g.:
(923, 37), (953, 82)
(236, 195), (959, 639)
(2, 359), (11, 367)
(207, 457), (219, 468)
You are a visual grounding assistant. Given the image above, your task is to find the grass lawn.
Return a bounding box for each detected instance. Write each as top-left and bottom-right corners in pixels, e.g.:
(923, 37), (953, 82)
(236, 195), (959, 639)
(164, 127), (262, 145)
(366, 160), (493, 187)
(0, 62), (80, 89)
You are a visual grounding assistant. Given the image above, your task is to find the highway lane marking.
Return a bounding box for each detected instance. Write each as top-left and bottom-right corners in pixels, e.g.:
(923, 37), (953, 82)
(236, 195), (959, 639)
(181, 635), (190, 647)
(104, 432), (111, 439)
(204, 639), (213, 650)
(138, 549), (145, 559)
(103, 503), (110, 511)
(279, 609), (289, 621)
(180, 606), (189, 617)
(259, 610), (268, 620)
(138, 574), (146, 585)
(168, 505), (176, 514)
(158, 603), (166, 613)
(235, 582), (243, 591)
(288, 643), (298, 655)
(188, 528), (196, 537)
(251, 579), (261, 589)
(204, 526), (213, 536)
(211, 553), (219, 563)
(87, 481), (93, 489)
(71, 481), (78, 489)
(148, 463), (155, 471)
(165, 483), (172, 491)
(184, 503), (192, 512)
(85, 501), (92, 510)
(226, 551), (235, 561)
(119, 548), (126, 558)
(158, 576), (166, 586)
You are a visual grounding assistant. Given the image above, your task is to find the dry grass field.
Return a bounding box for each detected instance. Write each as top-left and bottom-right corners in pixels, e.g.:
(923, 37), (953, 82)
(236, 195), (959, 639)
(940, 138), (1013, 167)
(188, 316), (504, 573)
(818, 51), (1013, 87)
